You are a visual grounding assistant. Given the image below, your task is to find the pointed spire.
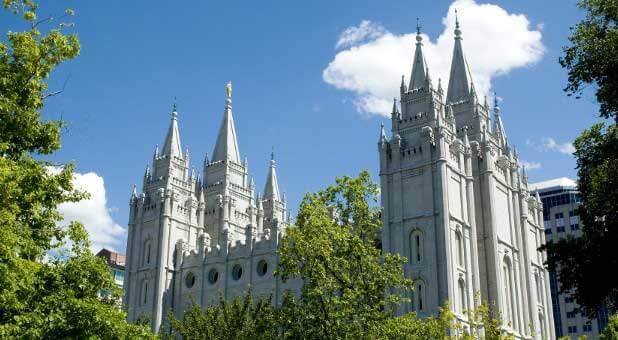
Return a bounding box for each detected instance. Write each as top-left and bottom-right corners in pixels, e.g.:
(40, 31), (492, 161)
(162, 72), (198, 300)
(153, 144), (159, 160)
(462, 126), (470, 147)
(198, 186), (205, 203)
(144, 165), (150, 180)
(257, 192), (263, 210)
(212, 81), (241, 164)
(203, 152), (209, 166)
(379, 123), (386, 142)
(493, 92), (501, 114)
(493, 92), (507, 143)
(446, 11), (476, 104)
(391, 98), (398, 115)
(400, 75), (407, 93)
(438, 78), (443, 94)
(263, 152), (281, 202)
(131, 184), (138, 199)
(249, 176), (255, 189)
(161, 100), (182, 158)
(409, 18), (428, 91)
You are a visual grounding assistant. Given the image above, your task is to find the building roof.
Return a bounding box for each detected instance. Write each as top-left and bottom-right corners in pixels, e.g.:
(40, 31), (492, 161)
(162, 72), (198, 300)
(96, 248), (126, 270)
(528, 177), (577, 193)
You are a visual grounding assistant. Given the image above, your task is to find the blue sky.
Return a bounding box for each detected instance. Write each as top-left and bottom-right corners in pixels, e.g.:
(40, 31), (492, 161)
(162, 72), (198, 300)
(2, 0), (600, 251)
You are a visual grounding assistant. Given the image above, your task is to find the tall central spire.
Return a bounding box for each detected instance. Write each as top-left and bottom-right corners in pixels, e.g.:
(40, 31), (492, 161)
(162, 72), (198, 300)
(446, 12), (475, 104)
(409, 18), (428, 91)
(212, 81), (241, 164)
(161, 99), (182, 158)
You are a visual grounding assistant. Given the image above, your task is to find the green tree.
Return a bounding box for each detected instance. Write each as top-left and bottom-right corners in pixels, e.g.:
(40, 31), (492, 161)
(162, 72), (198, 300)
(560, 0), (618, 121)
(542, 0), (618, 318)
(162, 292), (280, 340)
(601, 314), (618, 340)
(276, 171), (413, 339)
(0, 1), (152, 337)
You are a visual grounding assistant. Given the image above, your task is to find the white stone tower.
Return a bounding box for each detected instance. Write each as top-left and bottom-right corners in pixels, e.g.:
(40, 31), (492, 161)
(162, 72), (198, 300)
(124, 84), (298, 332)
(378, 18), (554, 339)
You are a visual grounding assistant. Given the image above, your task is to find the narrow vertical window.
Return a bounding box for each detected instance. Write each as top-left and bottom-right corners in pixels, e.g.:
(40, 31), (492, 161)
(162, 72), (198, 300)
(410, 231), (423, 264)
(456, 232), (464, 266)
(145, 241), (151, 265)
(143, 281), (148, 305)
(458, 279), (467, 312)
(418, 283), (424, 311)
(415, 235), (421, 262)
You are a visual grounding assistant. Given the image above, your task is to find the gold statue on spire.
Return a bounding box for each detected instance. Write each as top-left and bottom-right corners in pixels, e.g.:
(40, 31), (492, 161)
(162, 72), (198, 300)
(225, 81), (232, 98)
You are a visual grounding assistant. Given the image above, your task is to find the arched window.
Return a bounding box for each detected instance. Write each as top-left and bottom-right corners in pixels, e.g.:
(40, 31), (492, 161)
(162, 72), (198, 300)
(503, 257), (516, 327)
(410, 230), (423, 264)
(458, 279), (467, 313)
(455, 231), (464, 267)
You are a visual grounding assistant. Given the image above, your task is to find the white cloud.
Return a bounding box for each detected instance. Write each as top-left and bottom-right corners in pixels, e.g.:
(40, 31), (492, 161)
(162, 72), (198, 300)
(520, 160), (542, 170)
(57, 171), (127, 253)
(336, 20), (387, 49)
(323, 0), (545, 116)
(541, 137), (575, 155)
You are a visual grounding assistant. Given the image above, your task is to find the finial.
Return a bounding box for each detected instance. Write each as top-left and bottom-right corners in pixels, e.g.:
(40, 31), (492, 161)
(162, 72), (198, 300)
(401, 75), (405, 87)
(154, 144), (159, 158)
(392, 97), (398, 113)
(493, 92), (501, 114)
(172, 97), (178, 118)
(131, 184), (137, 198)
(416, 18), (422, 43)
(225, 81), (232, 98)
(270, 146), (276, 166)
(454, 9), (462, 38)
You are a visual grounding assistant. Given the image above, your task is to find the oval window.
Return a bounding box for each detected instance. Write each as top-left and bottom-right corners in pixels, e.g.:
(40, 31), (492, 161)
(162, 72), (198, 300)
(185, 272), (196, 288)
(257, 260), (268, 277)
(232, 264), (243, 281)
(208, 269), (219, 285)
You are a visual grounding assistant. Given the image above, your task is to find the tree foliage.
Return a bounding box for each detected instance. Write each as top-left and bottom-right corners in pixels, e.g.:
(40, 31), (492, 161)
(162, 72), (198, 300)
(560, 0), (618, 120)
(162, 293), (280, 340)
(601, 314), (618, 340)
(543, 123), (618, 315)
(543, 0), (618, 320)
(0, 1), (152, 337)
(276, 170), (413, 339)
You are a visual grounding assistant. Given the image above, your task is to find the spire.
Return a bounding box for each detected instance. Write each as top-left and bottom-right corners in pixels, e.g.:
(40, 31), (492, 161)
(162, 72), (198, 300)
(391, 98), (398, 115)
(409, 18), (428, 90)
(379, 123), (386, 142)
(400, 75), (407, 93)
(446, 11), (476, 104)
(212, 81), (241, 164)
(493, 92), (507, 143)
(263, 152), (281, 202)
(130, 184), (138, 200)
(161, 100), (182, 158)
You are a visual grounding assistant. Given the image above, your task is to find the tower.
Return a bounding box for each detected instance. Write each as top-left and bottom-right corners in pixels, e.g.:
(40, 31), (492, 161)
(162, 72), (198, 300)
(124, 83), (297, 332)
(379, 17), (554, 339)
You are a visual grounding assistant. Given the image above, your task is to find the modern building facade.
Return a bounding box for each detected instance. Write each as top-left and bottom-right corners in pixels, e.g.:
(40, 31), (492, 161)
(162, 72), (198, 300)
(96, 248), (126, 302)
(378, 20), (554, 339)
(530, 178), (609, 339)
(123, 83), (300, 332)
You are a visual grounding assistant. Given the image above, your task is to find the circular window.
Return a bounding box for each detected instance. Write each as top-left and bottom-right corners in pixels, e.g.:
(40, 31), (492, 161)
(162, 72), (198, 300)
(208, 269), (219, 285)
(185, 272), (196, 288)
(257, 260), (268, 277)
(232, 264), (243, 281)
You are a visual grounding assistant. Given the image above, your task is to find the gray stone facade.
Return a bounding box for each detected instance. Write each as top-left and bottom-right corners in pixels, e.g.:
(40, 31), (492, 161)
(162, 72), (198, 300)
(123, 85), (300, 332)
(378, 21), (554, 339)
